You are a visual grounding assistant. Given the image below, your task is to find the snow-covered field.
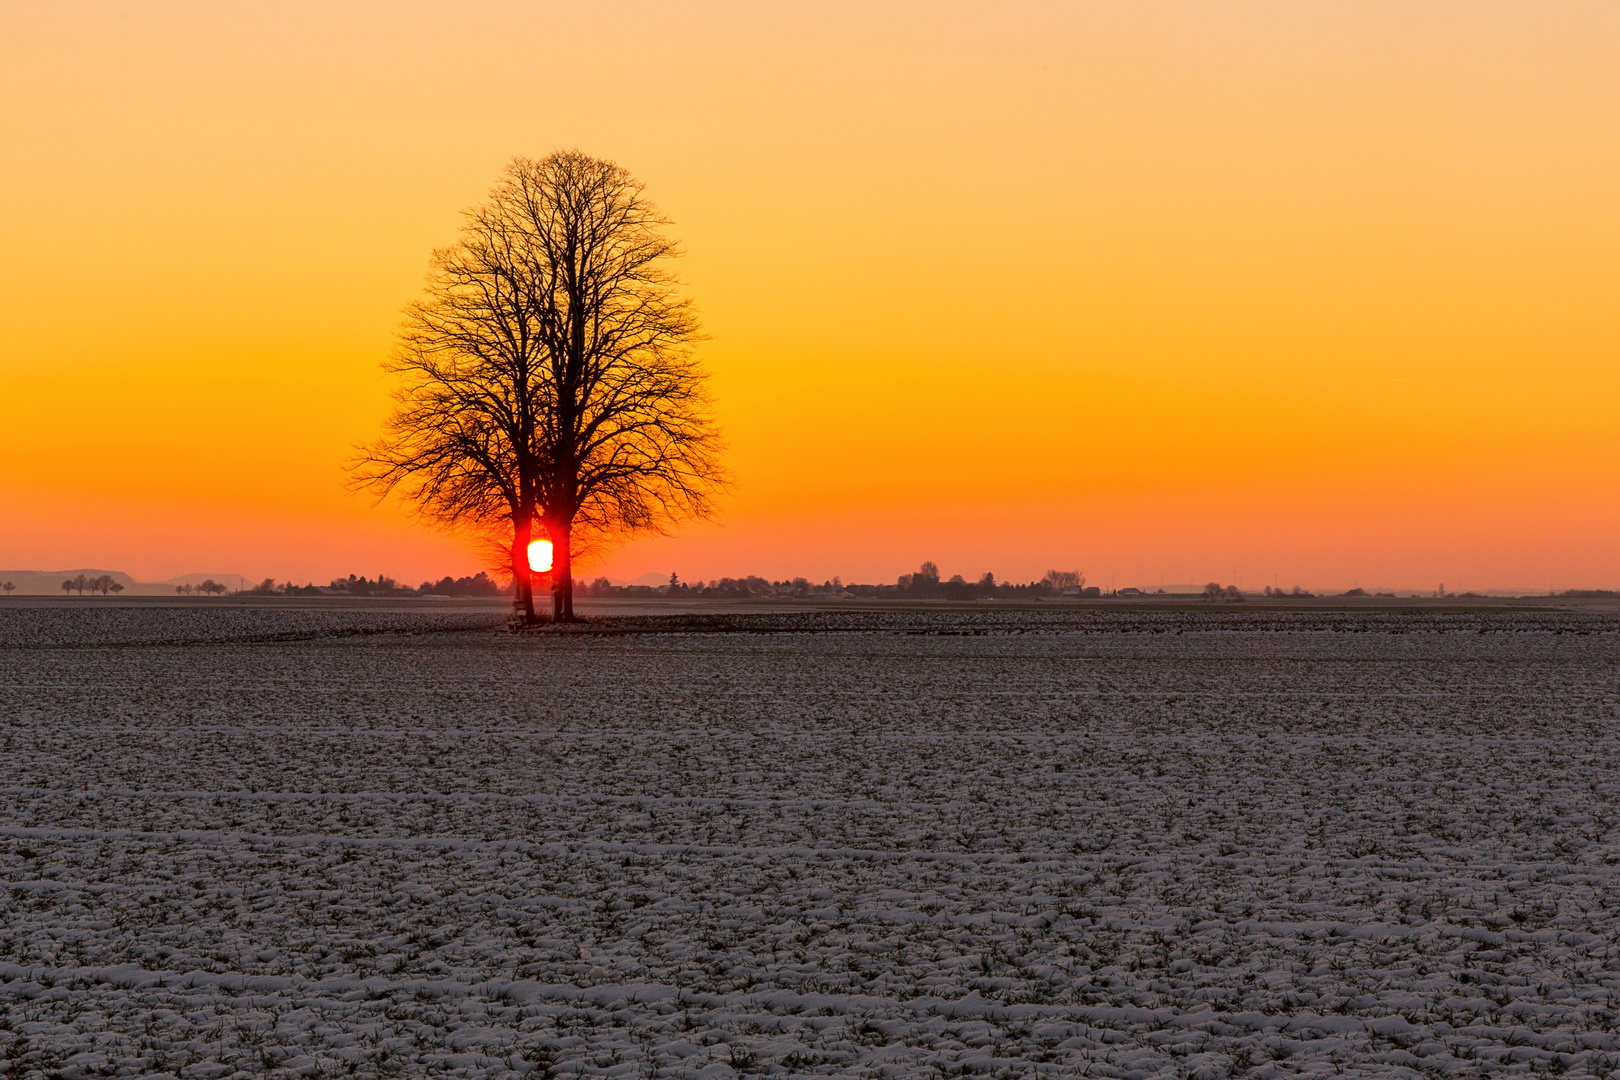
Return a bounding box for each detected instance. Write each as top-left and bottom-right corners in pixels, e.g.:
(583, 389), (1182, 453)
(3, 605), (1619, 1078)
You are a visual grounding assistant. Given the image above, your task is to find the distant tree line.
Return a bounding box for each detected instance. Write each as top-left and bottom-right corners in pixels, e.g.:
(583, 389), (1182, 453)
(418, 572), (504, 597)
(574, 563), (1094, 601)
(571, 566), (1398, 601)
(62, 574), (125, 596)
(247, 574), (416, 596)
(27, 569), (1585, 604)
(579, 574), (847, 599)
(1258, 585), (1398, 599)
(239, 572), (506, 598)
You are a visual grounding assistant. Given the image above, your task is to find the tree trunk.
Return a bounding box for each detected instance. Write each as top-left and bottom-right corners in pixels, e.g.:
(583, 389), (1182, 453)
(550, 523), (576, 622)
(511, 518), (536, 625)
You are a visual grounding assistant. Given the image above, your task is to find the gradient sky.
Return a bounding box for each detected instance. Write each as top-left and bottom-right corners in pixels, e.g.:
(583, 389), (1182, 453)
(4, 1), (1618, 591)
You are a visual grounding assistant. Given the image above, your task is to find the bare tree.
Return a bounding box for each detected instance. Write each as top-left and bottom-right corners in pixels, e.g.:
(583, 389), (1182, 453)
(354, 151), (724, 623)
(2, 581), (14, 596)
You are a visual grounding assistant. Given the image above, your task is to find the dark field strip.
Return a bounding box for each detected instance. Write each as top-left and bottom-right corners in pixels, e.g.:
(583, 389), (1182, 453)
(5, 602), (1620, 648)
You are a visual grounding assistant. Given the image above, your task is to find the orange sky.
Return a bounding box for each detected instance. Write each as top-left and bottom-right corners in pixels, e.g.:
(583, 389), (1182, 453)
(3, 2), (1619, 591)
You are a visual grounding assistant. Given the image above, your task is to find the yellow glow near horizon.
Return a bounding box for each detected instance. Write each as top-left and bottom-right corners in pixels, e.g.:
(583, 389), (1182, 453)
(3, 2), (1620, 591)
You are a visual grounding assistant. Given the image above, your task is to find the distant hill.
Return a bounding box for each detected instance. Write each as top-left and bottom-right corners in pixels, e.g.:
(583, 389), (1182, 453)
(0, 570), (248, 596)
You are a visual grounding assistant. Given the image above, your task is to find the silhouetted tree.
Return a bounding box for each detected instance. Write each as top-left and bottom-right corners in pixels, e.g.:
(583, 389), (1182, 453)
(83, 574), (117, 596)
(1, 581), (14, 596)
(62, 579), (73, 596)
(1041, 569), (1084, 590)
(353, 151), (723, 624)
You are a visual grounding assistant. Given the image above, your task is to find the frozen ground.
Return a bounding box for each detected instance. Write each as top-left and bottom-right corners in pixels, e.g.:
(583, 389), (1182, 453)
(2, 605), (1619, 1079)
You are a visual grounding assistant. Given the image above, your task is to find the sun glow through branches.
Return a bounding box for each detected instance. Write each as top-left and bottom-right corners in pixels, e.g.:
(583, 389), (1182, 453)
(527, 539), (553, 574)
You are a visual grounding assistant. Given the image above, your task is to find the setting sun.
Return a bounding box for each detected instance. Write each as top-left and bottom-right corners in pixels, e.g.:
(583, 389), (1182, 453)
(527, 540), (553, 574)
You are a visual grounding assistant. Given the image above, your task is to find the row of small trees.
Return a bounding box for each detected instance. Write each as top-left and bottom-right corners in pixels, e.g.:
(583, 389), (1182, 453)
(49, 577), (230, 596)
(2, 577), (228, 597)
(62, 574), (124, 596)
